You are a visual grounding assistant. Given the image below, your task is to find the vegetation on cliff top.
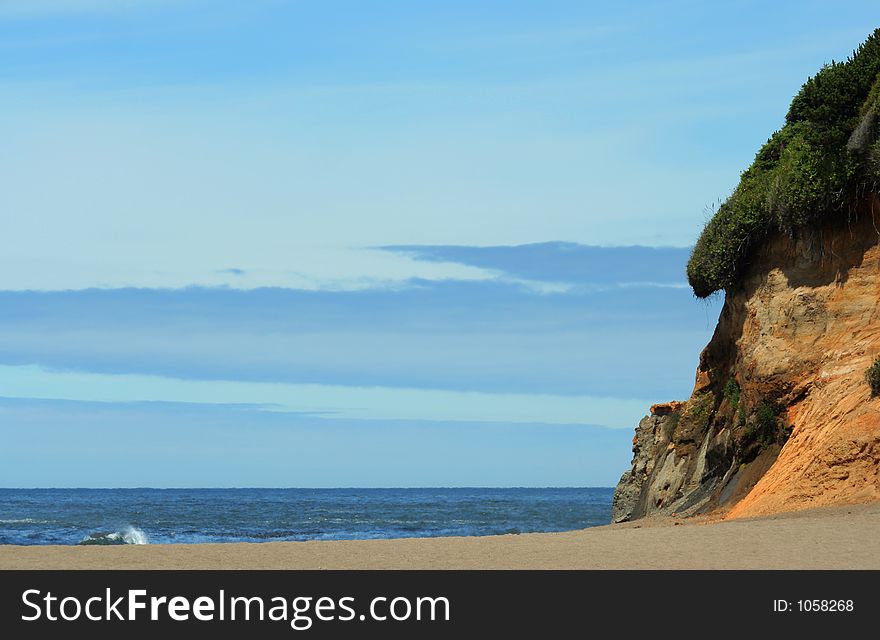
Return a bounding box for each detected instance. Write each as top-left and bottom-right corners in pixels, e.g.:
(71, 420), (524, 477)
(866, 357), (880, 396)
(688, 29), (880, 298)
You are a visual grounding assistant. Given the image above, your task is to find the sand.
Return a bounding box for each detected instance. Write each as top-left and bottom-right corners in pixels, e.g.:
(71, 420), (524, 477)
(1, 502), (878, 570)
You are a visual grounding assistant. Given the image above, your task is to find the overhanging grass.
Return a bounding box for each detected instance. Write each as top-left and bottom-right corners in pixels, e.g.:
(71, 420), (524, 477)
(688, 28), (880, 298)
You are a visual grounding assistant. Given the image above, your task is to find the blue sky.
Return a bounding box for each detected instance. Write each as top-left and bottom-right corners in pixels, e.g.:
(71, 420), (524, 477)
(1, 1), (877, 487)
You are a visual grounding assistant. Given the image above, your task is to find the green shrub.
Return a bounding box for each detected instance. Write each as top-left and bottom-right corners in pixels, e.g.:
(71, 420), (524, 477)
(723, 377), (741, 410)
(866, 357), (880, 396)
(686, 392), (715, 431)
(743, 402), (779, 446)
(688, 29), (880, 298)
(755, 403), (778, 435)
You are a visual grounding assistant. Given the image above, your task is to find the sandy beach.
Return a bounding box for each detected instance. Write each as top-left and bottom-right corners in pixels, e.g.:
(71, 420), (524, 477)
(1, 502), (878, 570)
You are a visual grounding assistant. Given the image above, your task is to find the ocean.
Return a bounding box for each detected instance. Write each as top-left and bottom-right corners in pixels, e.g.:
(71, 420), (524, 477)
(0, 487), (613, 546)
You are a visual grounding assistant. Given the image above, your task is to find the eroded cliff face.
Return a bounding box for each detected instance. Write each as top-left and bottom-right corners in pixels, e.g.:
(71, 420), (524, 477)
(613, 200), (880, 522)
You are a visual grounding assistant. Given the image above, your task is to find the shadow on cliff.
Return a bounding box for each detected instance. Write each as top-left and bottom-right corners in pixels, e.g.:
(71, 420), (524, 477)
(775, 201), (880, 290)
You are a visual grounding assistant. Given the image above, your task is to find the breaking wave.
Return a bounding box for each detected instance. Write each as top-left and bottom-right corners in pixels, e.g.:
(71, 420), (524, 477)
(78, 526), (149, 546)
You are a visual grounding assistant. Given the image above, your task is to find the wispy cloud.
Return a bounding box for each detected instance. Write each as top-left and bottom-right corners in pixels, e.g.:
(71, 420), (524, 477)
(382, 242), (691, 288)
(0, 242), (693, 293)
(0, 282), (720, 398)
(0, 247), (495, 291)
(0, 364), (653, 428)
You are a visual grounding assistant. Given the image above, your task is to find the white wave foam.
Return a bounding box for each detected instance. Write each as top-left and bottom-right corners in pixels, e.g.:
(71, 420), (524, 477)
(0, 518), (52, 524)
(121, 526), (148, 545)
(79, 526), (149, 545)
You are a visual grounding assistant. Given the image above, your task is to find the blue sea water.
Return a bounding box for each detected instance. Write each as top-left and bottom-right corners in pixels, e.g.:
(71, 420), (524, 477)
(0, 488), (613, 546)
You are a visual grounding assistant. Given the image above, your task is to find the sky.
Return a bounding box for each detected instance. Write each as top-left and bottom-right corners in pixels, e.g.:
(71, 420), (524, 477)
(1, 0), (877, 487)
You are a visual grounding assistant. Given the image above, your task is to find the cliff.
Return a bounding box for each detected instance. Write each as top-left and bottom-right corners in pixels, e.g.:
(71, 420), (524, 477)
(613, 204), (880, 522)
(613, 28), (880, 522)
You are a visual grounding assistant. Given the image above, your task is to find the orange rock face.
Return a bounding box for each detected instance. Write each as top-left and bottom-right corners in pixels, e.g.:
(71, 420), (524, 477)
(650, 401), (685, 416)
(721, 211), (880, 517)
(614, 199), (880, 522)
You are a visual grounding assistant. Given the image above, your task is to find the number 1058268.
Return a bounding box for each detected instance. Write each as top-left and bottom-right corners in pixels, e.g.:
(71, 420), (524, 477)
(773, 599), (854, 612)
